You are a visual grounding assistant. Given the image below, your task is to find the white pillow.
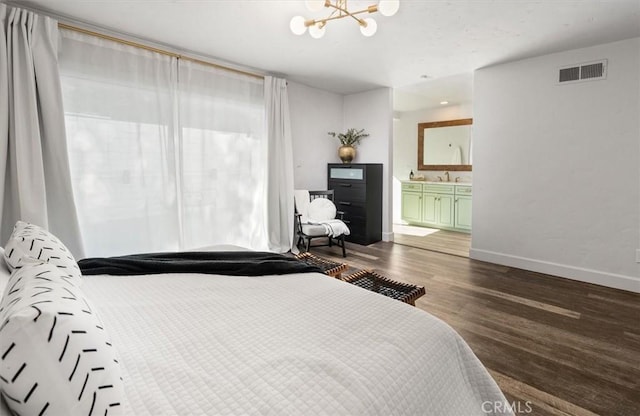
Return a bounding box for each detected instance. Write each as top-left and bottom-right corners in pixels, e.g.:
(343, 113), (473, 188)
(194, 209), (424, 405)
(3, 221), (81, 283)
(308, 198), (337, 222)
(0, 262), (124, 416)
(294, 190), (312, 224)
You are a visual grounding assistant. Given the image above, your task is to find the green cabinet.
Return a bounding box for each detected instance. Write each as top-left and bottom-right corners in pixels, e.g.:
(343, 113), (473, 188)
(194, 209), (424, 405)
(401, 182), (423, 223)
(401, 182), (471, 233)
(454, 185), (472, 230)
(423, 184), (454, 229)
(421, 193), (436, 223)
(401, 191), (422, 223)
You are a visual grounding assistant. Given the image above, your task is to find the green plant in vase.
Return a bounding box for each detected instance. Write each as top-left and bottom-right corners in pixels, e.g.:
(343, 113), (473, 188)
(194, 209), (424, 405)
(328, 128), (369, 163)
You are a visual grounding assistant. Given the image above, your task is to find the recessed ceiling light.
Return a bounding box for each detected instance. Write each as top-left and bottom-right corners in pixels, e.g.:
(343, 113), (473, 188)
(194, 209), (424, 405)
(440, 101), (449, 105)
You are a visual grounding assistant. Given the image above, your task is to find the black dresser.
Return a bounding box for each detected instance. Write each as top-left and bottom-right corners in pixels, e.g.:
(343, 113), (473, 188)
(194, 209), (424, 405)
(327, 163), (383, 245)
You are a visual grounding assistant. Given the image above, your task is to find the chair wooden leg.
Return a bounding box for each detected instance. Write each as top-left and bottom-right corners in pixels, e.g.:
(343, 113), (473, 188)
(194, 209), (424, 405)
(340, 236), (346, 257)
(305, 238), (311, 252)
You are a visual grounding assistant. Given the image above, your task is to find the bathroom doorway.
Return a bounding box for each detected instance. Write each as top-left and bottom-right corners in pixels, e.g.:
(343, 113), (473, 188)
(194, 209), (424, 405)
(393, 224), (470, 258)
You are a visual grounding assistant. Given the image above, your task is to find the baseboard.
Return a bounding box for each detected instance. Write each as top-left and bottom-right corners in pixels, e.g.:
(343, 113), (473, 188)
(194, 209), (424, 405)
(469, 248), (640, 293)
(382, 232), (394, 242)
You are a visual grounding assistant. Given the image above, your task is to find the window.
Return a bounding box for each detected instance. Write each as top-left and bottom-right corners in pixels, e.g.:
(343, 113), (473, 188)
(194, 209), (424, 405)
(59, 30), (266, 256)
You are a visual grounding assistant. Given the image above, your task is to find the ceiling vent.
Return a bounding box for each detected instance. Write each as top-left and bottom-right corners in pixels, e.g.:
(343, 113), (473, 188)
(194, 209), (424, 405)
(558, 59), (607, 84)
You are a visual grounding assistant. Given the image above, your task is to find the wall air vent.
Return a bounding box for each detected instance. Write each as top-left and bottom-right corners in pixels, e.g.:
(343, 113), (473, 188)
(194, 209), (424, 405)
(558, 59), (607, 84)
(559, 66), (580, 82)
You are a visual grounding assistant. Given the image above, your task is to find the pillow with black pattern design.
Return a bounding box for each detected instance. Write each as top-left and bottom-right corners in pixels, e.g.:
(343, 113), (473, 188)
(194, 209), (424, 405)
(3, 221), (81, 283)
(0, 262), (124, 416)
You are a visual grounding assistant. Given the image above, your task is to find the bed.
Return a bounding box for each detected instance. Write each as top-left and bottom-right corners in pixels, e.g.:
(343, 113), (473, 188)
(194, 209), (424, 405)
(0, 223), (512, 416)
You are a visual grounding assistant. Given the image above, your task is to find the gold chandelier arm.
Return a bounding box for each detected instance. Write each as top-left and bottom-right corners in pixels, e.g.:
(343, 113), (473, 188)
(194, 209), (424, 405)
(301, 1), (382, 30)
(322, 2), (378, 26)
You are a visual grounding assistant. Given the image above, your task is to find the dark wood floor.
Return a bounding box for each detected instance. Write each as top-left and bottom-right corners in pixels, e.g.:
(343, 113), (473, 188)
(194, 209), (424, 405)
(309, 241), (640, 416)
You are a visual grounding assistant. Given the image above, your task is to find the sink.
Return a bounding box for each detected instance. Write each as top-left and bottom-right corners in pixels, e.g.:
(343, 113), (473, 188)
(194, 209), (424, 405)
(424, 181), (471, 185)
(404, 180), (471, 185)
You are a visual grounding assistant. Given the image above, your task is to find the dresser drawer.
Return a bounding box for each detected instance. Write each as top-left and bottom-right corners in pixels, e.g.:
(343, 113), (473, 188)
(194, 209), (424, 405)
(342, 215), (366, 228)
(342, 217), (367, 242)
(328, 166), (365, 182)
(335, 203), (367, 219)
(330, 182), (366, 202)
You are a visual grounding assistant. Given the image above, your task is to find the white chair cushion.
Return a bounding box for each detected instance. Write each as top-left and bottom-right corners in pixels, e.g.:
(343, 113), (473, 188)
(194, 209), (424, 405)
(294, 190), (311, 223)
(308, 198), (337, 222)
(301, 223), (330, 237)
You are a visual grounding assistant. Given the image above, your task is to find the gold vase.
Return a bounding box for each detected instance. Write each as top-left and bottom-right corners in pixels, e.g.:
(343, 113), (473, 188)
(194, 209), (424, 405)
(338, 145), (356, 163)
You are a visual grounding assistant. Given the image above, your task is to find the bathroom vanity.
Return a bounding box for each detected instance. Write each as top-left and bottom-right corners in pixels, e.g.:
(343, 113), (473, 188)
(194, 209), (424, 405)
(403, 117), (473, 232)
(401, 181), (472, 232)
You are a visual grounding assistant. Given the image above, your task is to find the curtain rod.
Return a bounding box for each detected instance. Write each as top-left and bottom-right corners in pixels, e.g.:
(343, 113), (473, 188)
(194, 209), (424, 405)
(57, 22), (264, 80)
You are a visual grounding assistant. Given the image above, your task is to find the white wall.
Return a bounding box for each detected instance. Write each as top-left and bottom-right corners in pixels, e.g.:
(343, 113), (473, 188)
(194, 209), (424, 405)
(289, 83), (394, 242)
(288, 81), (344, 190)
(472, 37), (640, 293)
(344, 88), (394, 241)
(392, 103), (473, 223)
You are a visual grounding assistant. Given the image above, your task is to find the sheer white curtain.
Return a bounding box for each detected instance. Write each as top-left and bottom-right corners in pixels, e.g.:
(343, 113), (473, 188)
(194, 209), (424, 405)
(59, 30), (269, 256)
(264, 76), (294, 252)
(178, 60), (266, 250)
(59, 30), (180, 256)
(0, 5), (84, 257)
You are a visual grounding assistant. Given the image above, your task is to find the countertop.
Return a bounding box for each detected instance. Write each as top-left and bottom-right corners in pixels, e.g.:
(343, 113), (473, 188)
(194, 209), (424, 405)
(401, 180), (472, 186)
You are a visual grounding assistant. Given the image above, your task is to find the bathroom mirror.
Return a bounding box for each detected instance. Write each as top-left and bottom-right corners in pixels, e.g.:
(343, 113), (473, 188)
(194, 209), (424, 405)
(418, 118), (473, 171)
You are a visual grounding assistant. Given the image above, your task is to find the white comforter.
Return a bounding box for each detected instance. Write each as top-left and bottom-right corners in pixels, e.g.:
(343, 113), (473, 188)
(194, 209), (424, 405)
(69, 271), (511, 416)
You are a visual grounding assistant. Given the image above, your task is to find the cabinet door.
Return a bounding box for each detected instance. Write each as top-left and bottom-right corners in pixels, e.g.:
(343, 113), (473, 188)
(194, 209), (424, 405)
(437, 194), (454, 227)
(401, 192), (422, 223)
(422, 193), (438, 224)
(455, 196), (472, 230)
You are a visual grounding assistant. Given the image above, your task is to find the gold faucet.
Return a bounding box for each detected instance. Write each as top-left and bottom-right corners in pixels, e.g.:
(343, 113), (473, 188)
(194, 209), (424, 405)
(444, 171), (450, 182)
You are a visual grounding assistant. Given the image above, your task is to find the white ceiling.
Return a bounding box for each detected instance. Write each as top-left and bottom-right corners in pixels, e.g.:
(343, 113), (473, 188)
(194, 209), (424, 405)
(394, 72), (474, 112)
(14, 0), (640, 110)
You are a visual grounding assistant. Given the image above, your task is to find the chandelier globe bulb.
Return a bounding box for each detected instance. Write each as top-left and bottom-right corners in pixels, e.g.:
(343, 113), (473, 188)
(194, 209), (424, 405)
(290, 16), (308, 35)
(305, 0), (325, 12)
(309, 23), (326, 39)
(360, 18), (377, 37)
(378, 0), (400, 17)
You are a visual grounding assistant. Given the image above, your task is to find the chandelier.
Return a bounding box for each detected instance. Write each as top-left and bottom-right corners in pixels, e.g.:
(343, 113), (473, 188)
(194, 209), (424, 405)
(290, 0), (400, 39)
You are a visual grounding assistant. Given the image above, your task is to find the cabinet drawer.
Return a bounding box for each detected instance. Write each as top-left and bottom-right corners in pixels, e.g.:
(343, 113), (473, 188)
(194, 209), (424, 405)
(336, 203), (366, 219)
(455, 186), (472, 195)
(342, 216), (366, 235)
(402, 183), (423, 192)
(342, 215), (365, 227)
(347, 233), (371, 245)
(330, 182), (366, 202)
(345, 218), (367, 242)
(329, 166), (365, 182)
(424, 184), (455, 194)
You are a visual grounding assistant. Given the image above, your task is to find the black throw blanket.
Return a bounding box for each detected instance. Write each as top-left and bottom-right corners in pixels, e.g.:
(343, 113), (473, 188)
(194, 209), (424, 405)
(78, 251), (324, 277)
